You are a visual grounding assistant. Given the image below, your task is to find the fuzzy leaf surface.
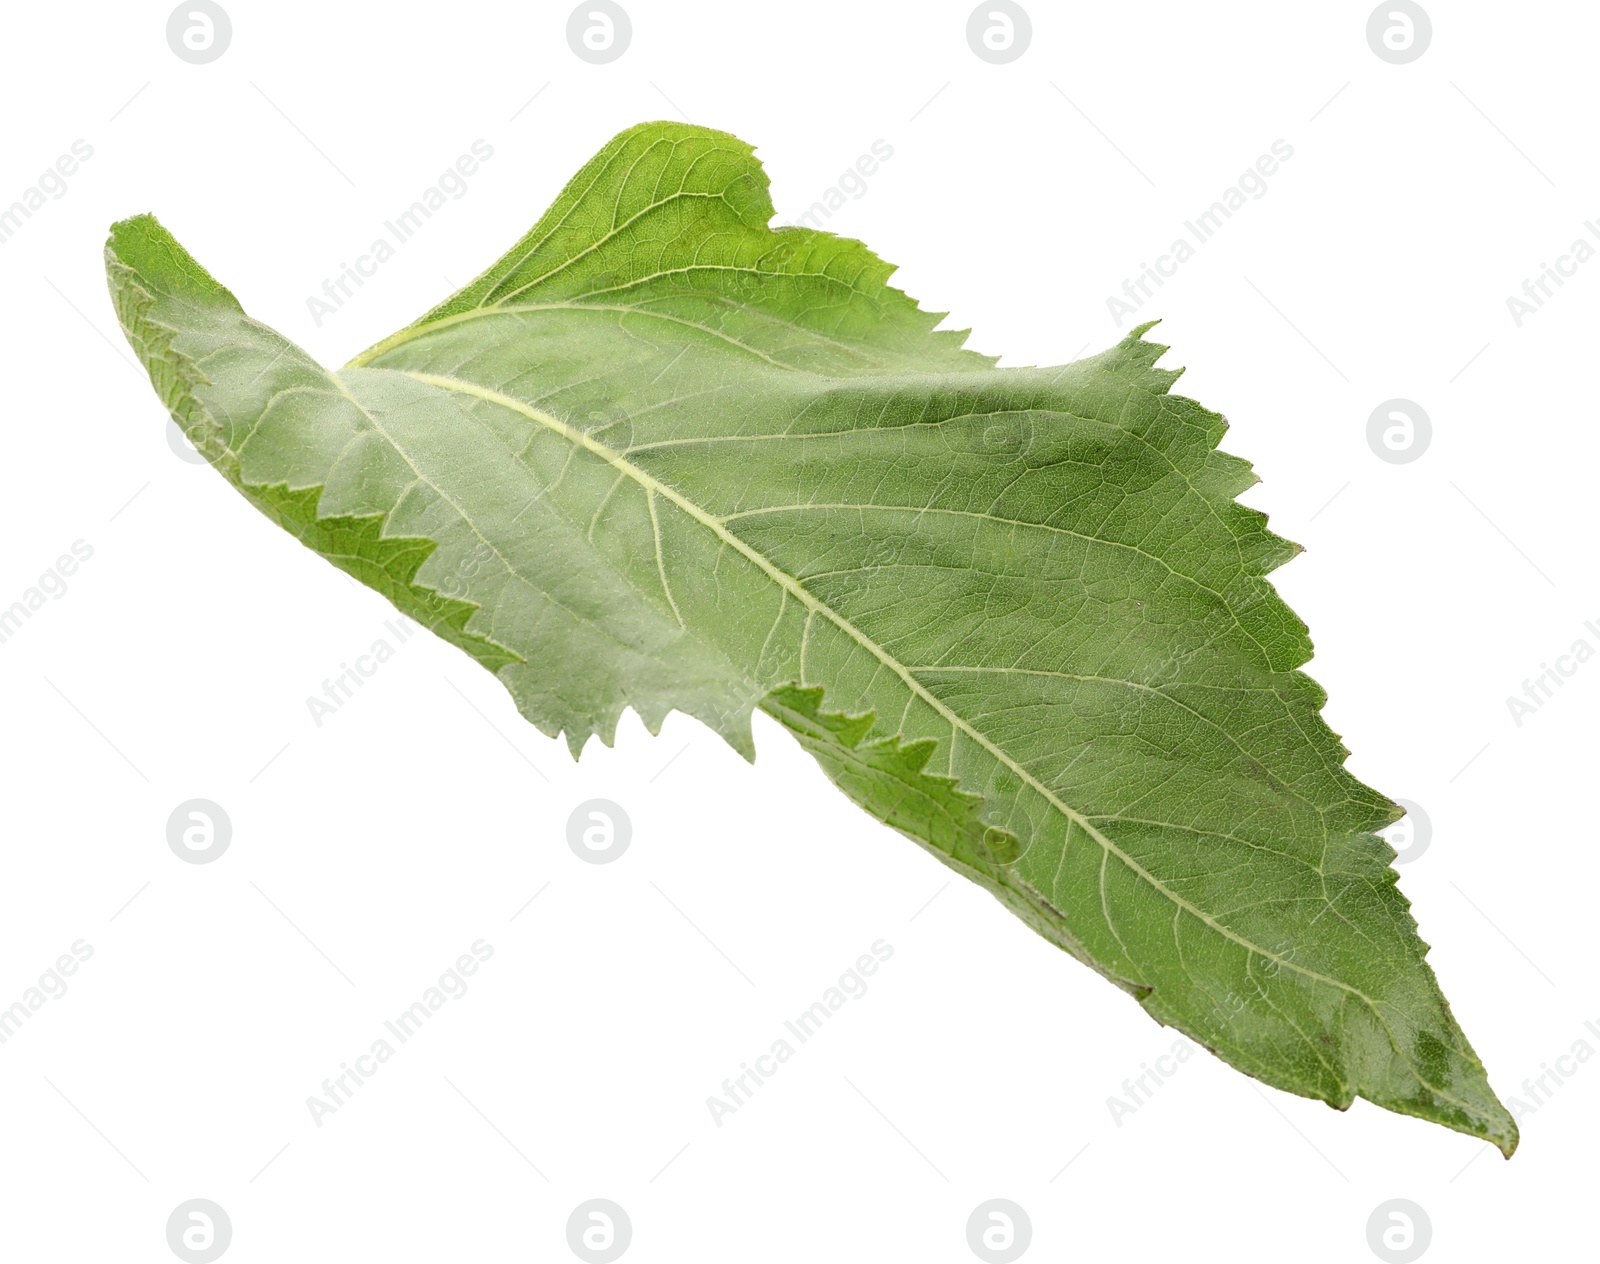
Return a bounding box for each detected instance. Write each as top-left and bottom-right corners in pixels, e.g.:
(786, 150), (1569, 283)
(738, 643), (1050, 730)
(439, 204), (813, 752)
(105, 120), (1515, 1153)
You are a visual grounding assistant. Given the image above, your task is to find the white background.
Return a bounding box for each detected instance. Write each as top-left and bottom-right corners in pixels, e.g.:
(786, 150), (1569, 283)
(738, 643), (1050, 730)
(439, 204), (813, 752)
(0, 1), (1593, 1260)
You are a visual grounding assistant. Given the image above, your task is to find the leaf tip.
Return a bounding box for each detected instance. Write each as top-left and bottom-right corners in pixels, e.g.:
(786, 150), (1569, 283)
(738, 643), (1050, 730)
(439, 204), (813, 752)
(105, 212), (241, 310)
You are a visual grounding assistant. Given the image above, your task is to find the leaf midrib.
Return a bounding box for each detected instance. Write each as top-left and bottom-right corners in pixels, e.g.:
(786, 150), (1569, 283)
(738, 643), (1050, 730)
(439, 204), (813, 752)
(348, 300), (891, 372)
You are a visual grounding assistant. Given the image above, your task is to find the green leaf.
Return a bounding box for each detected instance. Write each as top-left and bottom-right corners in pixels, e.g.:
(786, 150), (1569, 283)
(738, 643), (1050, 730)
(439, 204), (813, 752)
(104, 120), (1516, 1155)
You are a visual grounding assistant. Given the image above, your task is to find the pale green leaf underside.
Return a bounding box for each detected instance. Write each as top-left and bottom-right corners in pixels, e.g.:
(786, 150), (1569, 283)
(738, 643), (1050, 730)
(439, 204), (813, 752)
(105, 121), (1515, 1154)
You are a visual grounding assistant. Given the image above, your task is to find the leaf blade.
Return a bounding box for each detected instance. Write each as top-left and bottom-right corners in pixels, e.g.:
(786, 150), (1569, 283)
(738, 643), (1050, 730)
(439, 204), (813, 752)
(105, 121), (1516, 1154)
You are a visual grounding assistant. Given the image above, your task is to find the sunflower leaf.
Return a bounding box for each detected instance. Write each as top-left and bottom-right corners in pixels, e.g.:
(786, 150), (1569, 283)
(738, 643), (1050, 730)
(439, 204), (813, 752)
(105, 120), (1516, 1154)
